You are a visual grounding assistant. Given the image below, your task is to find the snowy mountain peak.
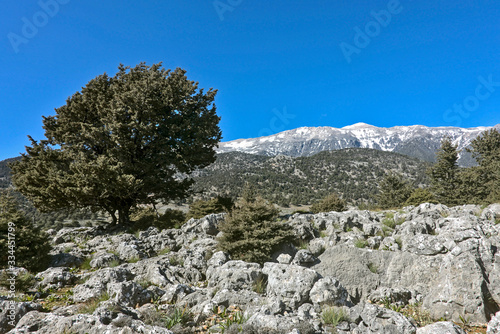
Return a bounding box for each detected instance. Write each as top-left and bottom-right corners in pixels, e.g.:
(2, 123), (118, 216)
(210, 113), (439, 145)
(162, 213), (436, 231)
(341, 122), (377, 130)
(217, 123), (500, 166)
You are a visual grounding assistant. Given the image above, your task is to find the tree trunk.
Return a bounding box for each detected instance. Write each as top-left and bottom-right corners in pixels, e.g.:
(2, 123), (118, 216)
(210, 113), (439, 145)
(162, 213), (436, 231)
(118, 207), (131, 226)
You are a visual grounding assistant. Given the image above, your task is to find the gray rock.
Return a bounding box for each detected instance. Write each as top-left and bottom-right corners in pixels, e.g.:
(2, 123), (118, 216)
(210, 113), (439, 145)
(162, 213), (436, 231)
(263, 263), (321, 309)
(181, 213), (225, 235)
(72, 267), (134, 302)
(401, 234), (447, 255)
(367, 287), (413, 306)
(309, 276), (349, 306)
(291, 249), (317, 266)
(107, 281), (153, 307)
(7, 311), (173, 334)
(307, 238), (327, 256)
(35, 267), (76, 290)
(90, 251), (120, 268)
(353, 303), (416, 334)
(0, 301), (41, 333)
(159, 284), (194, 304)
(416, 321), (466, 334)
(116, 240), (147, 261)
(49, 253), (83, 268)
(207, 251), (230, 268)
(277, 253), (293, 264)
(211, 289), (262, 308)
(207, 260), (262, 291)
(488, 311), (500, 334)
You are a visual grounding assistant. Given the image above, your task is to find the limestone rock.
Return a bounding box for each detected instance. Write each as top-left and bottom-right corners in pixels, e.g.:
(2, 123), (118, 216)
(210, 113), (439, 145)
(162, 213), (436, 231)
(416, 321), (466, 334)
(263, 262), (321, 309)
(207, 260), (262, 291)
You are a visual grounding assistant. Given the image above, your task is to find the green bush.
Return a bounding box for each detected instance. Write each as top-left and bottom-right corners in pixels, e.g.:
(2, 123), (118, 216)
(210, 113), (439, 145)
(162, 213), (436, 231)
(321, 306), (349, 326)
(0, 270), (36, 293)
(130, 207), (186, 231)
(0, 192), (52, 272)
(310, 193), (347, 213)
(376, 172), (413, 209)
(186, 196), (234, 220)
(217, 193), (294, 265)
(404, 188), (437, 206)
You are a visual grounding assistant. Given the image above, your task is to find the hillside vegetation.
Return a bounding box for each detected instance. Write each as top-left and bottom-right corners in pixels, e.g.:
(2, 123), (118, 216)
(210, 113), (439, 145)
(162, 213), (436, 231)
(191, 148), (430, 206)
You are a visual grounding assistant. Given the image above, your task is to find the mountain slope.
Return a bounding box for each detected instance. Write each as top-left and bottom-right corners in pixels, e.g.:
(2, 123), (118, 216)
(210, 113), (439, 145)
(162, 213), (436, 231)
(217, 123), (500, 166)
(191, 148), (431, 206)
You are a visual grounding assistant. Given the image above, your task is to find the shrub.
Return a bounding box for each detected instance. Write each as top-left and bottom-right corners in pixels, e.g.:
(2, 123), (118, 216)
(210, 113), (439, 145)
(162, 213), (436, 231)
(186, 196), (234, 220)
(0, 192), (51, 272)
(354, 239), (368, 248)
(130, 207), (186, 231)
(404, 188), (437, 206)
(321, 306), (349, 326)
(164, 306), (192, 329)
(0, 270), (36, 293)
(310, 193), (347, 213)
(217, 192), (294, 265)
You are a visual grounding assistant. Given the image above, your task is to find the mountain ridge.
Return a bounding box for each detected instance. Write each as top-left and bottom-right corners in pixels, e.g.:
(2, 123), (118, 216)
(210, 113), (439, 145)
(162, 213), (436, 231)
(217, 123), (500, 166)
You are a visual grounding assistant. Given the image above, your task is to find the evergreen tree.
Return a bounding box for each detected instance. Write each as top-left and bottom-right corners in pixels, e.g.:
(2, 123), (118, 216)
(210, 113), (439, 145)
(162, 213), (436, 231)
(217, 192), (294, 264)
(10, 63), (221, 225)
(376, 172), (413, 209)
(468, 129), (500, 203)
(0, 192), (51, 272)
(427, 137), (461, 206)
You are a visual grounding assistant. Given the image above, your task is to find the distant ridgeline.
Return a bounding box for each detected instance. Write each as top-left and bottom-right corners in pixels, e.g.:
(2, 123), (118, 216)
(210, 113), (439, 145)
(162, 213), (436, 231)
(191, 148), (431, 206)
(0, 157), (97, 230)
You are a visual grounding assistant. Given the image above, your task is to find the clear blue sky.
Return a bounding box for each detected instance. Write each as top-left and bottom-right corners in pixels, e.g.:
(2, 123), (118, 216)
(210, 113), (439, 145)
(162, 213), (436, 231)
(1, 0), (500, 160)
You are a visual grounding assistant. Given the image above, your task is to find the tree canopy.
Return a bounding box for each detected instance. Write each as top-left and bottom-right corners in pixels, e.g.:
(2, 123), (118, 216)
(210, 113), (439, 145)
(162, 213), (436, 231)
(427, 137), (461, 206)
(11, 63), (221, 225)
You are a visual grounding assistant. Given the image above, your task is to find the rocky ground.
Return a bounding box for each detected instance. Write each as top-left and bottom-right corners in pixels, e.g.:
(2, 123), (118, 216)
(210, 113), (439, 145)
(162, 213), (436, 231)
(2, 203), (500, 334)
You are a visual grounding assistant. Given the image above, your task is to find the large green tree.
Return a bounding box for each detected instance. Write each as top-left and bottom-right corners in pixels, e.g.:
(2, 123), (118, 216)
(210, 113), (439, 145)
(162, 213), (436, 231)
(376, 172), (413, 209)
(11, 63), (221, 225)
(467, 128), (500, 202)
(427, 137), (461, 206)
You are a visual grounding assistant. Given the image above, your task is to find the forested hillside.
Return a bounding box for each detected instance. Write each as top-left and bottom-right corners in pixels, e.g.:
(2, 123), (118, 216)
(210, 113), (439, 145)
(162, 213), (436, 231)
(191, 148), (431, 206)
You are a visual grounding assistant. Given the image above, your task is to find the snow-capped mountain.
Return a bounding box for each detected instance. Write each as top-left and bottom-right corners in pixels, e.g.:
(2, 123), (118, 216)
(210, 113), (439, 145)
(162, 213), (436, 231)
(217, 123), (500, 166)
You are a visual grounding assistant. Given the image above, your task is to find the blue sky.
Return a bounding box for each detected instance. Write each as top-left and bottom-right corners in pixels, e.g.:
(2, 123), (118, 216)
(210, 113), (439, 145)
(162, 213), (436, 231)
(1, 0), (500, 160)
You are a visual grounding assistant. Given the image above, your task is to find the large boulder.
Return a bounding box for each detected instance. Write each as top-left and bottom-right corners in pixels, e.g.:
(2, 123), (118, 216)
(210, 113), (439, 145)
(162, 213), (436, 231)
(72, 267), (134, 302)
(262, 263), (321, 309)
(206, 260), (262, 291)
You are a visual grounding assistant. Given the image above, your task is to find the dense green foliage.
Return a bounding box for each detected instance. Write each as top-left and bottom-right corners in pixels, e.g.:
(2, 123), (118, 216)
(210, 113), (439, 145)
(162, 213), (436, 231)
(427, 137), (461, 206)
(0, 192), (51, 272)
(130, 207), (186, 231)
(376, 173), (413, 209)
(468, 129), (500, 203)
(404, 188), (437, 206)
(310, 193), (347, 213)
(10, 63), (221, 225)
(186, 196), (234, 220)
(193, 148), (430, 207)
(217, 190), (294, 264)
